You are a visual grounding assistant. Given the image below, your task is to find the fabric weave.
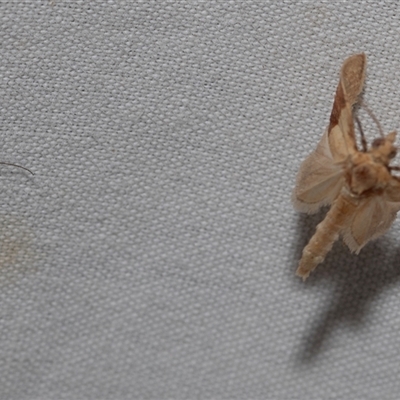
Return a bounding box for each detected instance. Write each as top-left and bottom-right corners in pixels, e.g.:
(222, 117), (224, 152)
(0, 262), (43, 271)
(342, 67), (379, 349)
(1, 1), (400, 399)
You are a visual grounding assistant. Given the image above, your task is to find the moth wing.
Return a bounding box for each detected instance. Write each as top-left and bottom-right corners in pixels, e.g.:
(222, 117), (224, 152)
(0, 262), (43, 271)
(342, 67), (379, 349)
(342, 196), (400, 253)
(293, 54), (366, 213)
(292, 129), (344, 213)
(383, 176), (400, 203)
(328, 53), (366, 162)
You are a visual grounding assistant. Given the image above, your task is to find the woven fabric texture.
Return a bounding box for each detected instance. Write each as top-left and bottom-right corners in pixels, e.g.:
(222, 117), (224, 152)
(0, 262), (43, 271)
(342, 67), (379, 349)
(2, 1), (400, 399)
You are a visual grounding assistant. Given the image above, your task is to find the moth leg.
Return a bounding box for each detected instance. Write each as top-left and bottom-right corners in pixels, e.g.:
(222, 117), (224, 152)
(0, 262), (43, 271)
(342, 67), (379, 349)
(355, 116), (368, 152)
(359, 99), (384, 138)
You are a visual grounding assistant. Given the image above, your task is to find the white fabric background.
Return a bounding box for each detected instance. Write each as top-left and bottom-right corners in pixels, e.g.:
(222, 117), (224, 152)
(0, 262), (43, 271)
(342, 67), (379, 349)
(2, 1), (400, 399)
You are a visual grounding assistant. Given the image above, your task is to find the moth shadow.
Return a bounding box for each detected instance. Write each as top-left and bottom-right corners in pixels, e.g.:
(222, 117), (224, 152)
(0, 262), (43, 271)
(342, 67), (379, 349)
(292, 211), (400, 364)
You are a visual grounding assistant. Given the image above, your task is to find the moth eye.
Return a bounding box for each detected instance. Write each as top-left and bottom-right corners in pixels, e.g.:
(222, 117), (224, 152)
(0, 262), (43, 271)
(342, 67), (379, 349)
(372, 138), (385, 148)
(389, 149), (397, 159)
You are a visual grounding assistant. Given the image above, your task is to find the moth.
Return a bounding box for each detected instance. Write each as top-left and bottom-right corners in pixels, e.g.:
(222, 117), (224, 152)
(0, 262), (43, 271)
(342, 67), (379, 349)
(293, 53), (400, 280)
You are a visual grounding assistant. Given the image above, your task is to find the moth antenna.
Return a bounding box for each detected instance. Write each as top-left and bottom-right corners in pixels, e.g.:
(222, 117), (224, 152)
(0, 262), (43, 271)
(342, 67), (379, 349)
(0, 162), (34, 175)
(355, 116), (368, 152)
(359, 99), (384, 137)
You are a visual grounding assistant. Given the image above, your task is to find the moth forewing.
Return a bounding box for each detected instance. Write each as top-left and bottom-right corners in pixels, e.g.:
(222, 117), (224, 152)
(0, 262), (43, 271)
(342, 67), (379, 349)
(339, 54), (366, 105)
(293, 53), (400, 280)
(327, 54), (366, 162)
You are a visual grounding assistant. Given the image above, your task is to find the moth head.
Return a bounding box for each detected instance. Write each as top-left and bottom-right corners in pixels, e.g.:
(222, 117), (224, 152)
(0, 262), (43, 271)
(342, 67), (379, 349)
(370, 131), (397, 165)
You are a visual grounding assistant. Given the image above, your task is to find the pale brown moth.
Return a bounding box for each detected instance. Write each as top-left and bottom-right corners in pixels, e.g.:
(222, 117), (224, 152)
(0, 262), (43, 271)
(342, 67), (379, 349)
(293, 53), (400, 280)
